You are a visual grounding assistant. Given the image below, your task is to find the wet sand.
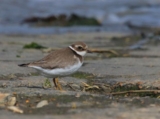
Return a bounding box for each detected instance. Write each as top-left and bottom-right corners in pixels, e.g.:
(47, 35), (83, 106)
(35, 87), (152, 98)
(0, 32), (160, 119)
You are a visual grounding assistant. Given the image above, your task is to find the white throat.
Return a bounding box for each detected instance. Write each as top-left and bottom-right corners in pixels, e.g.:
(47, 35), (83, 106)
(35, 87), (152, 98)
(69, 46), (86, 56)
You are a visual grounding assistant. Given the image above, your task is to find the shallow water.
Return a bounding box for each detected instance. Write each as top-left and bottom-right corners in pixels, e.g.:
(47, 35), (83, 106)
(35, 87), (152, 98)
(0, 0), (160, 34)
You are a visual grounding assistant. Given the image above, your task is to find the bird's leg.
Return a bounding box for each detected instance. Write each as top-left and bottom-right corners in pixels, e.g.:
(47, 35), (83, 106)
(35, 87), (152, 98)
(53, 77), (63, 90)
(53, 78), (58, 89)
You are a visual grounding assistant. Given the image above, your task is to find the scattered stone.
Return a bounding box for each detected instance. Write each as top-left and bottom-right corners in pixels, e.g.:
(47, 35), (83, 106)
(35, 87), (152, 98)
(5, 96), (16, 106)
(68, 83), (80, 91)
(0, 93), (16, 107)
(36, 100), (49, 108)
(0, 93), (21, 114)
(7, 106), (23, 114)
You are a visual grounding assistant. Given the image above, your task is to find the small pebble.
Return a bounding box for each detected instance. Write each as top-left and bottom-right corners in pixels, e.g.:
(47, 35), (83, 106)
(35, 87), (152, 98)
(0, 93), (16, 107)
(7, 106), (23, 114)
(36, 100), (48, 108)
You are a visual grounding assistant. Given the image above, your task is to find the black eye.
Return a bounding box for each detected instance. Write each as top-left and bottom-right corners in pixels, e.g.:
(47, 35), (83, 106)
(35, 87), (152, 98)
(78, 46), (83, 50)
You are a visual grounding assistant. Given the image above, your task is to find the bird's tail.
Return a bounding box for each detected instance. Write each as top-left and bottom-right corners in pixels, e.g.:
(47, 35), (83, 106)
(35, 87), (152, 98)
(18, 63), (29, 67)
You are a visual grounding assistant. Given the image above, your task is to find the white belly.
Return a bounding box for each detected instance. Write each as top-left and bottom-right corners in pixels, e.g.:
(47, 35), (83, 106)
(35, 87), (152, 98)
(29, 62), (82, 78)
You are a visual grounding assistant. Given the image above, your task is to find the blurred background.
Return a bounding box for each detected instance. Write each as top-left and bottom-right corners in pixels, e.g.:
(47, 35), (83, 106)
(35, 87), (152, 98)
(0, 0), (160, 35)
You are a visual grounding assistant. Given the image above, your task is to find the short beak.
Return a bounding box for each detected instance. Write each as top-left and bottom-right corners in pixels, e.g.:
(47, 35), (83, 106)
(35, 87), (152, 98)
(87, 49), (93, 53)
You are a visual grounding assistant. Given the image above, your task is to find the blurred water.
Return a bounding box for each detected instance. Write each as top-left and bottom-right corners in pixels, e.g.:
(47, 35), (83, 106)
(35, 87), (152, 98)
(0, 0), (160, 34)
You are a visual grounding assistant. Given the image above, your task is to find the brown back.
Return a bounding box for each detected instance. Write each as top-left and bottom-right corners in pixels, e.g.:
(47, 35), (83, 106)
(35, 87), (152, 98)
(28, 47), (82, 69)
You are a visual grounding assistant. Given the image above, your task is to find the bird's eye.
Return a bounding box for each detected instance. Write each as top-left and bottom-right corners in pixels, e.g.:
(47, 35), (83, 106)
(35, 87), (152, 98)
(78, 46), (83, 50)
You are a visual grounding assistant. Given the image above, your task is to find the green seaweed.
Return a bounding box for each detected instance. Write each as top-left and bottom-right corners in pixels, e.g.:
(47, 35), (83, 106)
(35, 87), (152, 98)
(23, 14), (101, 27)
(16, 55), (21, 58)
(43, 78), (52, 88)
(67, 14), (101, 26)
(23, 42), (46, 49)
